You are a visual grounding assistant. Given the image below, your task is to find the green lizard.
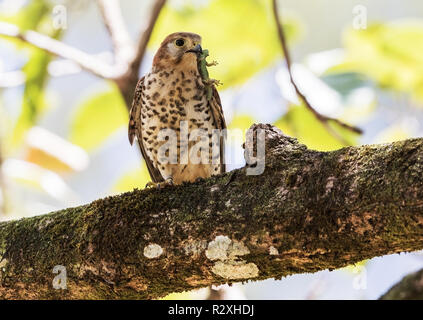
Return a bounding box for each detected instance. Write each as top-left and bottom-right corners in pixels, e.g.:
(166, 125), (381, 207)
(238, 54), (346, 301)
(196, 49), (222, 101)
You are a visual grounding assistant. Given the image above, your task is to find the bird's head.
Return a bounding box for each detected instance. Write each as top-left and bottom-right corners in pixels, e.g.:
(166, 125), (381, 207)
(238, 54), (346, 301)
(152, 32), (202, 71)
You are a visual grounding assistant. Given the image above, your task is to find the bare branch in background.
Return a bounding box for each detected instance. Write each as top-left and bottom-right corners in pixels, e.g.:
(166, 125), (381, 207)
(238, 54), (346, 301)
(380, 268), (423, 300)
(272, 0), (363, 143)
(115, 0), (167, 108)
(0, 0), (167, 109)
(0, 22), (119, 79)
(0, 70), (25, 87)
(96, 0), (135, 66)
(130, 0), (166, 77)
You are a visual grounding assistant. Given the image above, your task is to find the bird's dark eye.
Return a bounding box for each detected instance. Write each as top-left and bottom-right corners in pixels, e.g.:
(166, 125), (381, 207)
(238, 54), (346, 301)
(175, 38), (185, 47)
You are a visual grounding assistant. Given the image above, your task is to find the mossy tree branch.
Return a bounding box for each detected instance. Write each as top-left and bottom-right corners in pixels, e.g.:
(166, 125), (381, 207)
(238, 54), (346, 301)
(0, 124), (422, 299)
(380, 268), (423, 300)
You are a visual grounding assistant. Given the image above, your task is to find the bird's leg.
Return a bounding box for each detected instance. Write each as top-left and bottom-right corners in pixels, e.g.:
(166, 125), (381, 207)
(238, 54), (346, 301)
(162, 177), (174, 187)
(194, 177), (205, 183)
(145, 177), (174, 189)
(145, 181), (159, 189)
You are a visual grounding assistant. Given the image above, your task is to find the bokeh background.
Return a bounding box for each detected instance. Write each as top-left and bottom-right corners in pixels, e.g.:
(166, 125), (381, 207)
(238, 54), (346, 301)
(1, 0), (423, 299)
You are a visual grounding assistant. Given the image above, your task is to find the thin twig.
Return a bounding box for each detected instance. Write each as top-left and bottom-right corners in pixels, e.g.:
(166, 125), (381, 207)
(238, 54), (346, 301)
(0, 59), (92, 88)
(0, 0), (165, 108)
(0, 0), (166, 104)
(130, 0), (166, 76)
(0, 22), (119, 79)
(96, 0), (135, 66)
(272, 0), (363, 143)
(111, 0), (166, 110)
(0, 70), (25, 87)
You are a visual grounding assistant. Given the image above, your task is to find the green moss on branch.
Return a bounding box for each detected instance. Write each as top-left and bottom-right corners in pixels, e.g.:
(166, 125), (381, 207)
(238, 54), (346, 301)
(0, 124), (422, 299)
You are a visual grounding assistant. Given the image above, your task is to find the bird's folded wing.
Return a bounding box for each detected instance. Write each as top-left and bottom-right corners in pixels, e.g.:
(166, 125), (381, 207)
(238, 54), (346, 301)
(209, 85), (227, 173)
(128, 76), (164, 183)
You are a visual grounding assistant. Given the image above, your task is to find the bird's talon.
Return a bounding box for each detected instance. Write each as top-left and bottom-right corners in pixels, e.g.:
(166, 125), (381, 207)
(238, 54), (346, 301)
(163, 178), (174, 187)
(145, 177), (174, 189)
(145, 181), (158, 189)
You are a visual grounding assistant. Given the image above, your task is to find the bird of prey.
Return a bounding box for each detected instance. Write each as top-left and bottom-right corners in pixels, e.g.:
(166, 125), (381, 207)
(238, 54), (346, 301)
(128, 32), (226, 187)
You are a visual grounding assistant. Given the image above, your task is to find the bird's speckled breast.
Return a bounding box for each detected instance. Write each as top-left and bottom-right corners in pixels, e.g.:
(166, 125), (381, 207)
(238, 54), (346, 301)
(139, 68), (221, 184)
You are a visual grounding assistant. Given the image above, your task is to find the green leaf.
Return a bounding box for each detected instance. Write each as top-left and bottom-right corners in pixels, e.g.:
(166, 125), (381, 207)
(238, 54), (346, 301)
(333, 21), (423, 103)
(151, 0), (301, 88)
(274, 105), (358, 151)
(5, 1), (62, 146)
(69, 84), (128, 151)
(320, 72), (370, 98)
(11, 48), (50, 145)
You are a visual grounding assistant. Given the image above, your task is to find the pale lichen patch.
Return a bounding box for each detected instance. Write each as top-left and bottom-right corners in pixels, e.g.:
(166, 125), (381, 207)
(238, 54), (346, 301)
(183, 240), (208, 256)
(228, 241), (250, 258)
(0, 258), (8, 270)
(87, 242), (94, 254)
(143, 243), (163, 259)
(77, 263), (99, 277)
(38, 218), (53, 230)
(210, 185), (220, 193)
(276, 187), (289, 200)
(212, 261), (259, 279)
(185, 275), (211, 286)
(205, 236), (258, 279)
(206, 236), (250, 261)
(325, 176), (336, 195)
(269, 246), (279, 255)
(205, 235), (232, 261)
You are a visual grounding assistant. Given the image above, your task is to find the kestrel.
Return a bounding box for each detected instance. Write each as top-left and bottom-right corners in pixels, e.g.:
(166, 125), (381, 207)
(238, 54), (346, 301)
(128, 32), (226, 186)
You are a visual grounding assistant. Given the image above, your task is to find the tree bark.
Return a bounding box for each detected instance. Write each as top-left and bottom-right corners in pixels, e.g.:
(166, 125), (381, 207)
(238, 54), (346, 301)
(380, 268), (423, 300)
(0, 143), (6, 215)
(0, 124), (422, 299)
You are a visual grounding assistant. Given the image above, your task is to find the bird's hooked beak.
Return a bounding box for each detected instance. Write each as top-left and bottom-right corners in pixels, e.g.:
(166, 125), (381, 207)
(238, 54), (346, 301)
(186, 44), (203, 54)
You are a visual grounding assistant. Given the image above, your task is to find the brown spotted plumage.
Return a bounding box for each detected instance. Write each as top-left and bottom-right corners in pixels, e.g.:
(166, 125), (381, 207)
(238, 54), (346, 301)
(129, 32), (226, 185)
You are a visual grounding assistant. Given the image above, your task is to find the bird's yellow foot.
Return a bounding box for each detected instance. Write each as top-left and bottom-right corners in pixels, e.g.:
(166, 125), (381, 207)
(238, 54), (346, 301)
(206, 60), (218, 67)
(145, 178), (174, 189)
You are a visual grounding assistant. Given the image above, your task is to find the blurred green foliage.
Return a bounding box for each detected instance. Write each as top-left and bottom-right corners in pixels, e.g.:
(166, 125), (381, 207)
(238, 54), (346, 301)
(321, 72), (370, 98)
(70, 84), (128, 151)
(374, 123), (414, 144)
(274, 105), (358, 151)
(1, 0), (62, 147)
(228, 114), (256, 132)
(0, 0), (422, 210)
(151, 0), (301, 88)
(113, 164), (151, 193)
(334, 21), (423, 103)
